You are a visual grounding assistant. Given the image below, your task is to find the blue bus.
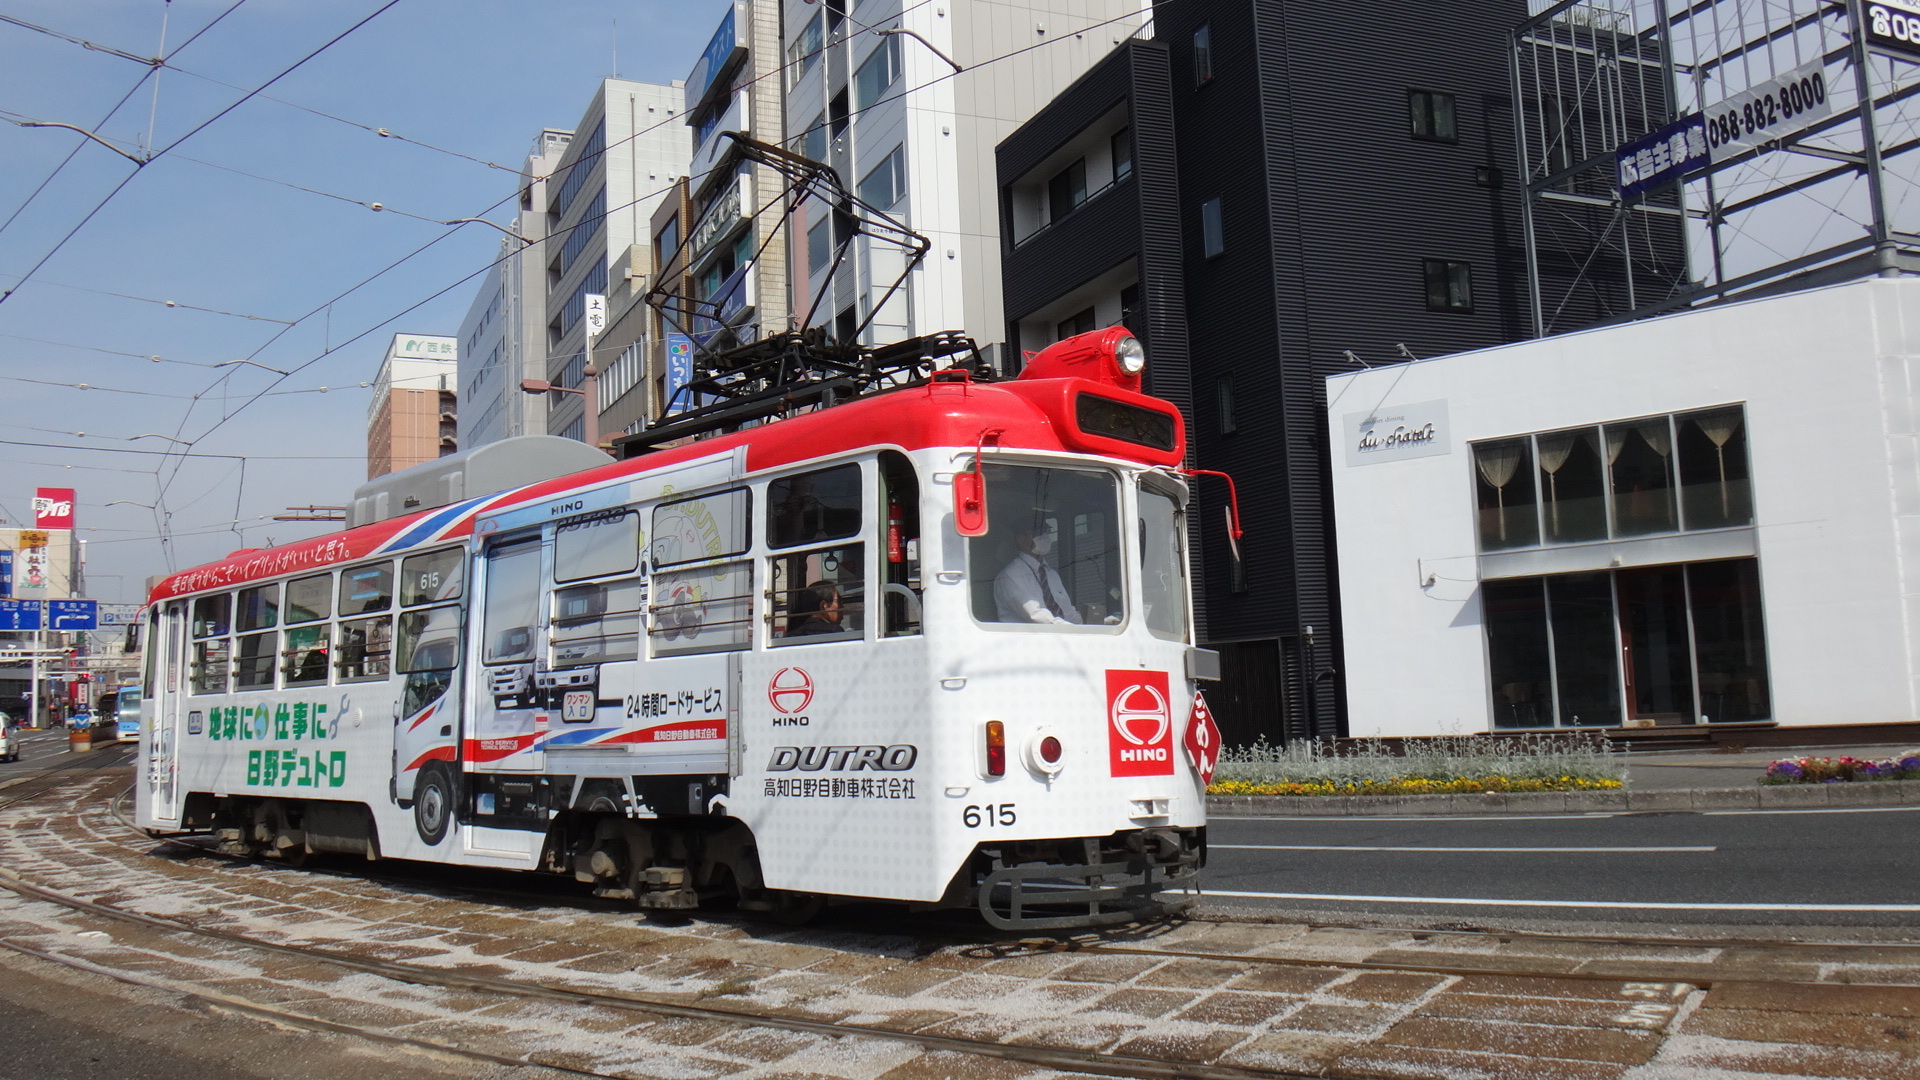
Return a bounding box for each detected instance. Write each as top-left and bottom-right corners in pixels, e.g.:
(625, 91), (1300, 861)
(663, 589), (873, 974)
(115, 686), (140, 741)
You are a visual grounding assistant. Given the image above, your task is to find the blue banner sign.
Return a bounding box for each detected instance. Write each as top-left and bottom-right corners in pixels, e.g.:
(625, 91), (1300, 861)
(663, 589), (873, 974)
(685, 2), (747, 114)
(48, 599), (98, 630)
(0, 600), (41, 631)
(665, 333), (695, 416)
(1616, 114), (1710, 200)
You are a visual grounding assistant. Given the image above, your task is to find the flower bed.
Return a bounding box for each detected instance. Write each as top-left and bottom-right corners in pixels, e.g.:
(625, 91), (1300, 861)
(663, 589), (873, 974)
(1762, 750), (1920, 784)
(1208, 732), (1626, 797)
(1210, 775), (1623, 797)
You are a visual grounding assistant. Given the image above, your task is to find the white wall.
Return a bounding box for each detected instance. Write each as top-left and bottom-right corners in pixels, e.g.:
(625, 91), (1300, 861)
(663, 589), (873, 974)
(1326, 278), (1920, 736)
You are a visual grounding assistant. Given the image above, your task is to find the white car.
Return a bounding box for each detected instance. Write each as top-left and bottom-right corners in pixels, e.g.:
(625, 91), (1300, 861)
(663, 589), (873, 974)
(0, 714), (18, 763)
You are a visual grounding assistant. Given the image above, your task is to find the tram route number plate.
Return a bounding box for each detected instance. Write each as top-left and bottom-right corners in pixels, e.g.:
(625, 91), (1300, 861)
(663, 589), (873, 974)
(563, 691), (596, 722)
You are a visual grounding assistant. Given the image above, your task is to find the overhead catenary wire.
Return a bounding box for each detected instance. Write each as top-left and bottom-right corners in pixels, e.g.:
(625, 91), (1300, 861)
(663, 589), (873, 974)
(16, 1), (1158, 573)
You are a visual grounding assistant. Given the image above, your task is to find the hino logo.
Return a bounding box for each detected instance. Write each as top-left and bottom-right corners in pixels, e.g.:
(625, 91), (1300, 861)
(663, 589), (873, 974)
(1106, 669), (1175, 777)
(1111, 683), (1170, 747)
(766, 744), (917, 772)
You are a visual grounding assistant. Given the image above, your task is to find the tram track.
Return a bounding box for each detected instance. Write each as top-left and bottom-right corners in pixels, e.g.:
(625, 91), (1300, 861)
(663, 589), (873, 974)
(9, 767), (1920, 1080)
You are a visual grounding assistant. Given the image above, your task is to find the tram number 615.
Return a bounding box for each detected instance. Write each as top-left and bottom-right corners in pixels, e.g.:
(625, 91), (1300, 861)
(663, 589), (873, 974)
(963, 803), (1016, 828)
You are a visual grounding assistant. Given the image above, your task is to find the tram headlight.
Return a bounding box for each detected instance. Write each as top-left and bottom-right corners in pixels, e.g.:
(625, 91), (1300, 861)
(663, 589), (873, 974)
(1113, 335), (1146, 376)
(1023, 725), (1065, 778)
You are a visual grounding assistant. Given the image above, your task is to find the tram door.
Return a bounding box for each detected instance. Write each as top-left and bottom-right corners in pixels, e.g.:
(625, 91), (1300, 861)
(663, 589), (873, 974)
(148, 601), (188, 823)
(470, 536), (548, 774)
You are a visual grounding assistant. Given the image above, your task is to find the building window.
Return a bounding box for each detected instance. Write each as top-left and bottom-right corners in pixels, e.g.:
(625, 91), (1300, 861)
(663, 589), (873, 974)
(808, 217), (832, 272)
(858, 144), (906, 208)
(1193, 24), (1212, 86)
(1047, 158), (1087, 222)
(1485, 559), (1771, 728)
(1200, 198), (1223, 258)
(788, 13), (824, 88)
(1471, 406), (1753, 554)
(1409, 89), (1458, 143)
(654, 216), (679, 269)
(1055, 307), (1096, 342)
(801, 112), (828, 163)
(854, 35), (901, 110)
(1215, 376), (1238, 435)
(1111, 127), (1133, 182)
(1119, 282), (1143, 339)
(1423, 259), (1472, 311)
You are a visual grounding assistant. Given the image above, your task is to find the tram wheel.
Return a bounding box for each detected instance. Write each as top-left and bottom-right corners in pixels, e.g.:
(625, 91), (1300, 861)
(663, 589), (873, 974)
(767, 890), (824, 926)
(413, 763), (453, 845)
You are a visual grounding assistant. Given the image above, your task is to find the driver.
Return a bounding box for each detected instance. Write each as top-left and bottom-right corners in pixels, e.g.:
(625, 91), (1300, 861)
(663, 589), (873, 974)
(994, 517), (1083, 624)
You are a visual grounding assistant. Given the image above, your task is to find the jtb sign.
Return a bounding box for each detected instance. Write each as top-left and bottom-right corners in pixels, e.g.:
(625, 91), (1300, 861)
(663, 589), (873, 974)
(33, 488), (74, 530)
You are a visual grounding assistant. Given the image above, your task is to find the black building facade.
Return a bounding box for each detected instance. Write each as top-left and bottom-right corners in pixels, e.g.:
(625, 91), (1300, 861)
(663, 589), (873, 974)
(999, 1), (1542, 747)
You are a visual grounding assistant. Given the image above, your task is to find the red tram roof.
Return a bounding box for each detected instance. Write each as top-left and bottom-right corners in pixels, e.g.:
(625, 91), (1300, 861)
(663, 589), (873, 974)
(148, 371), (1184, 603)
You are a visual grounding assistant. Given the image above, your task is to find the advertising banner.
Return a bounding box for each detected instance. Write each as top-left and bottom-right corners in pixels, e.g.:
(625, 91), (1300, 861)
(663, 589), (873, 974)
(32, 488), (74, 530)
(665, 333), (695, 416)
(1865, 0), (1920, 61)
(0, 549), (10, 597)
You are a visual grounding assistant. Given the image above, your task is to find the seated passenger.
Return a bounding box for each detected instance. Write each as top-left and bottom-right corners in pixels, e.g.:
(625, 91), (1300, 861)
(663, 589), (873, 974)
(787, 582), (845, 636)
(994, 519), (1084, 625)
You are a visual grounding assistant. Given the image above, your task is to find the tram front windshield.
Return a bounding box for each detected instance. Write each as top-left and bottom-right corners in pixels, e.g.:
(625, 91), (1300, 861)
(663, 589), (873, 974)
(971, 464), (1123, 628)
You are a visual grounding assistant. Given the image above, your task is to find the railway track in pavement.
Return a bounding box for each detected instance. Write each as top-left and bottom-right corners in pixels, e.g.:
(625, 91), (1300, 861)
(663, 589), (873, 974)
(4, 767), (1918, 1080)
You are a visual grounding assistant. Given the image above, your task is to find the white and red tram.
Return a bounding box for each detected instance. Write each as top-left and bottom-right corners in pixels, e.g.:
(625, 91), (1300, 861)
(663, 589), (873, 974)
(134, 328), (1219, 928)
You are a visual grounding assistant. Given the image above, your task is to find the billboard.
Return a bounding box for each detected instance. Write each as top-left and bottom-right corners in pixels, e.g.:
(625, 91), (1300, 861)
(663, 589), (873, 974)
(33, 488), (74, 530)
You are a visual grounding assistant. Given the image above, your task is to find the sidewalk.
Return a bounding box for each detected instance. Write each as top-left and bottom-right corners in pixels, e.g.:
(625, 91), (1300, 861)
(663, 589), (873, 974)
(1206, 741), (1920, 817)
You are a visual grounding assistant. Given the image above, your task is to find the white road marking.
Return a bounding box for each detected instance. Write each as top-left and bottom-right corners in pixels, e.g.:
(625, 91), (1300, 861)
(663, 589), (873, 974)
(1207, 890), (1920, 912)
(1210, 813), (1623, 823)
(1703, 805), (1920, 816)
(1215, 844), (1715, 853)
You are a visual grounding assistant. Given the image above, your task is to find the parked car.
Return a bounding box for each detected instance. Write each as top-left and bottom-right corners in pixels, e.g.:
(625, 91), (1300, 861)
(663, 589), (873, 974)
(0, 713), (18, 762)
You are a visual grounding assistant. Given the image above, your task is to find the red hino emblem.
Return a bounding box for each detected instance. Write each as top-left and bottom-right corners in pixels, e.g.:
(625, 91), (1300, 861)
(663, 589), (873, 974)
(1105, 670), (1175, 777)
(768, 667), (814, 714)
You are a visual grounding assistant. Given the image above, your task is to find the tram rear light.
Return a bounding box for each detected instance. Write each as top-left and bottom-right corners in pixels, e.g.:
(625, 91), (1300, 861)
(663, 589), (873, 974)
(1039, 735), (1062, 764)
(985, 720), (1006, 777)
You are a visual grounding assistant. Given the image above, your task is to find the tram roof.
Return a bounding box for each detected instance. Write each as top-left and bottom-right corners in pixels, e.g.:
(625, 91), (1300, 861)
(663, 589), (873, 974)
(149, 371), (1183, 604)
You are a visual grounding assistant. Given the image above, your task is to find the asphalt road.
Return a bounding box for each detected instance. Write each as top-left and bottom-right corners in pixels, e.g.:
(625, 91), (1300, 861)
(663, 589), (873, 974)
(1204, 804), (1920, 930)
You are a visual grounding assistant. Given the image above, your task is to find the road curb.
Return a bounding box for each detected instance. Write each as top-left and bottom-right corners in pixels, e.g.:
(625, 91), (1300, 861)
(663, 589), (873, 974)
(1206, 778), (1920, 816)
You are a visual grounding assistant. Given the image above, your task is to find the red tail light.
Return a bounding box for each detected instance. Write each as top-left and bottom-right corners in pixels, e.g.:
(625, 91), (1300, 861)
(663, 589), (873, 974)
(985, 720), (1006, 777)
(1039, 735), (1062, 764)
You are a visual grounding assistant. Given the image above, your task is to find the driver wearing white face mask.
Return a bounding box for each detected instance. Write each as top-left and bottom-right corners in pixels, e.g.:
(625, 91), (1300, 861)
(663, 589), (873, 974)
(993, 517), (1084, 624)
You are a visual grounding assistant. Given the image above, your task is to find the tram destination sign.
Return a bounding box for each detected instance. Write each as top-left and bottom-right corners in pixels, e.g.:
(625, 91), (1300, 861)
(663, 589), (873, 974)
(1865, 0), (1920, 61)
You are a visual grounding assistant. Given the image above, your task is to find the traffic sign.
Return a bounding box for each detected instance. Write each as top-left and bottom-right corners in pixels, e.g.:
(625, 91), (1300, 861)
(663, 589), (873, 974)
(98, 604), (140, 626)
(48, 600), (98, 630)
(0, 599), (41, 631)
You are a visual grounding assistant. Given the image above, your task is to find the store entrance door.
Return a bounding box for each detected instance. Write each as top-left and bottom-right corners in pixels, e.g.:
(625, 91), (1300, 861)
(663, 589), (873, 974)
(1616, 566), (1695, 723)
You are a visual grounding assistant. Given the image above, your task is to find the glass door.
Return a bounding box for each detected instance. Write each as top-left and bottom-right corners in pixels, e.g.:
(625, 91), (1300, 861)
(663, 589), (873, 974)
(1616, 566), (1695, 722)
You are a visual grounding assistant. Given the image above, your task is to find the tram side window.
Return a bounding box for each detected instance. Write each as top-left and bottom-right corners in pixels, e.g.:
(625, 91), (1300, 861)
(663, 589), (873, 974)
(190, 594), (231, 695)
(551, 513), (643, 666)
(282, 572), (333, 687)
(401, 548), (464, 604)
(233, 584), (279, 690)
(969, 464), (1125, 629)
(336, 560), (394, 682)
(398, 604), (460, 716)
(768, 463), (860, 548)
(651, 490), (752, 657)
(770, 547), (863, 644)
(483, 540), (542, 663)
(880, 450), (922, 637)
(1139, 482), (1190, 642)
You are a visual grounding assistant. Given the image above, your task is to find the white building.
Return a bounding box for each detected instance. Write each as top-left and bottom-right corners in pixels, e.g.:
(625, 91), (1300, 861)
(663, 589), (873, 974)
(367, 335), (459, 479)
(541, 80), (690, 446)
(1327, 277), (1920, 737)
(781, 0), (1151, 352)
(458, 129), (573, 447)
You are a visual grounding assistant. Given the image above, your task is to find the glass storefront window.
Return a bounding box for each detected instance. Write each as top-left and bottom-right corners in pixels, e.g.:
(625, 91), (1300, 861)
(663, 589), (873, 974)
(1481, 559), (1768, 728)
(1677, 406), (1752, 529)
(1606, 418), (1678, 537)
(1536, 427), (1607, 543)
(1473, 438), (1538, 550)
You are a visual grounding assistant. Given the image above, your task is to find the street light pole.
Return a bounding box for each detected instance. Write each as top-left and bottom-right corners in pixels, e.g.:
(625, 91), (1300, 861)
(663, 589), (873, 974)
(518, 366), (606, 455)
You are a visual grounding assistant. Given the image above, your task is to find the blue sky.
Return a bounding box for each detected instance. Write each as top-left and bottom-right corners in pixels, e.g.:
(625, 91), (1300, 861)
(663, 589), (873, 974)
(0, 0), (729, 603)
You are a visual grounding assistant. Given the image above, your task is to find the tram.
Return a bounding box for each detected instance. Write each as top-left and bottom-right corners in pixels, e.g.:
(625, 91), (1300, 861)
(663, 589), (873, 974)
(134, 327), (1220, 928)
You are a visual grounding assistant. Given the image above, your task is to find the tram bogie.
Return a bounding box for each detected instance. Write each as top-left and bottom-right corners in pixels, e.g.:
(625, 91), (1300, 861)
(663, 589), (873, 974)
(134, 328), (1219, 929)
